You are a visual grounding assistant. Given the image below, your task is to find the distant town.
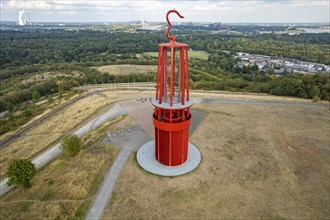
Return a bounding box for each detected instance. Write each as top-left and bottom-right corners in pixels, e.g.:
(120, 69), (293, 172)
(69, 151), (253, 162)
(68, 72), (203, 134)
(234, 52), (330, 75)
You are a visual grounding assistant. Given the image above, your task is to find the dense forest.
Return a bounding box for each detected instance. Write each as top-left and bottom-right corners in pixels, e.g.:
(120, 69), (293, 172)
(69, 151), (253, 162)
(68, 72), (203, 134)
(0, 29), (329, 116)
(184, 33), (330, 64)
(1, 30), (329, 69)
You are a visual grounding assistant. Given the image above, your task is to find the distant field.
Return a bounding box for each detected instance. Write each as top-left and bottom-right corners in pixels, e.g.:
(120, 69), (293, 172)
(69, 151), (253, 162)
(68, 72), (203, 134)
(143, 50), (210, 60)
(93, 64), (157, 75)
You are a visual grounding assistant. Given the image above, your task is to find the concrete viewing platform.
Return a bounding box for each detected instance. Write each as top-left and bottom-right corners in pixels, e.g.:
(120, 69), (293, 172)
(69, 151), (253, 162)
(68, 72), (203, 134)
(137, 140), (201, 176)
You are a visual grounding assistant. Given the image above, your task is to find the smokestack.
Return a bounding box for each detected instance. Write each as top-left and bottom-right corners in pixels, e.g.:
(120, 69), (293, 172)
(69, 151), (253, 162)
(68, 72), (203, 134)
(18, 10), (26, 26)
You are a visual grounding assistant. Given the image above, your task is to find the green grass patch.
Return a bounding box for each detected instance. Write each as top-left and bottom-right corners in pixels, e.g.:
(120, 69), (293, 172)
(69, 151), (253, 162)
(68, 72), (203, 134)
(41, 191), (54, 201)
(18, 201), (30, 212)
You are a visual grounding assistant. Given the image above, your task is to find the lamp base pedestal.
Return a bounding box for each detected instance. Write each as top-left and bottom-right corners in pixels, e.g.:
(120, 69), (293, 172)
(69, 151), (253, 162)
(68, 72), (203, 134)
(137, 140), (201, 176)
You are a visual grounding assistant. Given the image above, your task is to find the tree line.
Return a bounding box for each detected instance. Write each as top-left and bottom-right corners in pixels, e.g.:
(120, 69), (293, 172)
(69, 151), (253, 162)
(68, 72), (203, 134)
(0, 29), (329, 115)
(1, 30), (329, 70)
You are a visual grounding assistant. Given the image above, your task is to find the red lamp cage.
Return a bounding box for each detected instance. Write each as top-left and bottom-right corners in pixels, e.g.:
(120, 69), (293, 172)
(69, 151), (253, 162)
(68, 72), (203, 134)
(151, 10), (193, 166)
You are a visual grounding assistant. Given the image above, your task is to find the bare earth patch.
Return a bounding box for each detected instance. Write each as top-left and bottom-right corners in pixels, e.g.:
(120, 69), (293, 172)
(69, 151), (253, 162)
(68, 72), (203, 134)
(103, 102), (330, 219)
(22, 71), (83, 84)
(93, 64), (157, 75)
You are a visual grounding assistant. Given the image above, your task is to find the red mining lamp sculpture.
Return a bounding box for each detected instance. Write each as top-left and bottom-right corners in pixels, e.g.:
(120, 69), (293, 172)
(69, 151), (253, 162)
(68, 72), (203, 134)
(152, 9), (192, 166)
(137, 9), (201, 176)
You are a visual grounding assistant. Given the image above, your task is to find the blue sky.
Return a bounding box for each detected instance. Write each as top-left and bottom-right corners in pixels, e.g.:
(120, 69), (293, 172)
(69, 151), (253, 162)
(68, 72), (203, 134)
(1, 0), (329, 23)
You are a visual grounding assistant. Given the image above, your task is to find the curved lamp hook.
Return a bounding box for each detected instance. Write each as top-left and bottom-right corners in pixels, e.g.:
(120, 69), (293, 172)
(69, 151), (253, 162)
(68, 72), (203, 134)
(166, 9), (184, 42)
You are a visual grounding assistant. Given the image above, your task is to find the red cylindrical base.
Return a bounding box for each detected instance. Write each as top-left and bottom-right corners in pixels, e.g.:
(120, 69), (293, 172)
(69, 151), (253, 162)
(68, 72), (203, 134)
(153, 115), (191, 166)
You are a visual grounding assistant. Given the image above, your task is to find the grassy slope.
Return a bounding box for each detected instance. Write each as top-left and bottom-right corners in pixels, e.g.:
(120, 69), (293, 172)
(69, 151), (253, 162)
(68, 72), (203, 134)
(0, 115), (134, 219)
(0, 93), (113, 178)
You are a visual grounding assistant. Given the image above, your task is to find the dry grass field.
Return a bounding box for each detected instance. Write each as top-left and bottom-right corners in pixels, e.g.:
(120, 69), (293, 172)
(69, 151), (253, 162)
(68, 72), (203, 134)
(0, 115), (134, 219)
(190, 91), (330, 104)
(1, 84), (329, 219)
(0, 93), (114, 178)
(103, 102), (330, 219)
(0, 92), (81, 142)
(94, 64), (157, 75)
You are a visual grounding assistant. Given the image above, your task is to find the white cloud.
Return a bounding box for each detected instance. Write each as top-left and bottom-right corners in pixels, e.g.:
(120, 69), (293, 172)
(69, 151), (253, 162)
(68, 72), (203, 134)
(1, 0), (329, 22)
(2, 0), (51, 10)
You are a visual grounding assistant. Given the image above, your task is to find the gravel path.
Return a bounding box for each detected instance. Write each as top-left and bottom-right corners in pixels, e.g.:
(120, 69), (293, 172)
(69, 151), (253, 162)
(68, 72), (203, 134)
(85, 148), (131, 220)
(86, 124), (151, 220)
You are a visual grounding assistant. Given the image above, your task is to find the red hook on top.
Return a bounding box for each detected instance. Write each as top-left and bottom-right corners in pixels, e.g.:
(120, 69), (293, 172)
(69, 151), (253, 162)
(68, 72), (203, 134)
(166, 9), (184, 42)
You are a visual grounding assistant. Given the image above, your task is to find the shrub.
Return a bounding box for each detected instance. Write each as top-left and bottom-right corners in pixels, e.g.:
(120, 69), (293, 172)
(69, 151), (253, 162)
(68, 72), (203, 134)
(61, 134), (82, 157)
(32, 90), (41, 100)
(6, 159), (37, 189)
(47, 95), (54, 104)
(312, 96), (321, 102)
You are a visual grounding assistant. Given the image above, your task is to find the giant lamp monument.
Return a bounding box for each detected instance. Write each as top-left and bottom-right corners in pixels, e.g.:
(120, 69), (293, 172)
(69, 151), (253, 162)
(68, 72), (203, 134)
(137, 9), (201, 176)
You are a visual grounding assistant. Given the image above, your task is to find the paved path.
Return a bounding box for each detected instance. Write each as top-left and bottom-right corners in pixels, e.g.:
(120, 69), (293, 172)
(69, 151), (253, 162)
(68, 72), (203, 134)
(85, 109), (207, 219)
(102, 124), (152, 151)
(86, 124), (151, 220)
(119, 100), (154, 137)
(85, 148), (131, 220)
(0, 103), (127, 197)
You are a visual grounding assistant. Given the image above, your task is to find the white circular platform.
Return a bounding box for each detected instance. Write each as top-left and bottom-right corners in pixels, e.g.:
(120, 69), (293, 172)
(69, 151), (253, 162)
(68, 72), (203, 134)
(151, 97), (193, 110)
(137, 140), (201, 176)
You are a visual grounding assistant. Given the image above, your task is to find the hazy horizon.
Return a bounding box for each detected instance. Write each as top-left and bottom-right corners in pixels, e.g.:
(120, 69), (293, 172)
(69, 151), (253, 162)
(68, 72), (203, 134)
(1, 20), (329, 25)
(1, 0), (329, 23)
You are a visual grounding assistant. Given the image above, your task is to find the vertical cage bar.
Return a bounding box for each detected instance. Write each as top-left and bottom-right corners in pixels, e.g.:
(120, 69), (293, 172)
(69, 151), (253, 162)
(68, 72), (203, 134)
(169, 131), (172, 166)
(159, 46), (163, 104)
(156, 47), (161, 100)
(182, 129), (184, 163)
(170, 47), (175, 106)
(157, 126), (160, 161)
(180, 47), (185, 105)
(177, 49), (180, 103)
(164, 47), (168, 102)
(185, 47), (189, 101)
